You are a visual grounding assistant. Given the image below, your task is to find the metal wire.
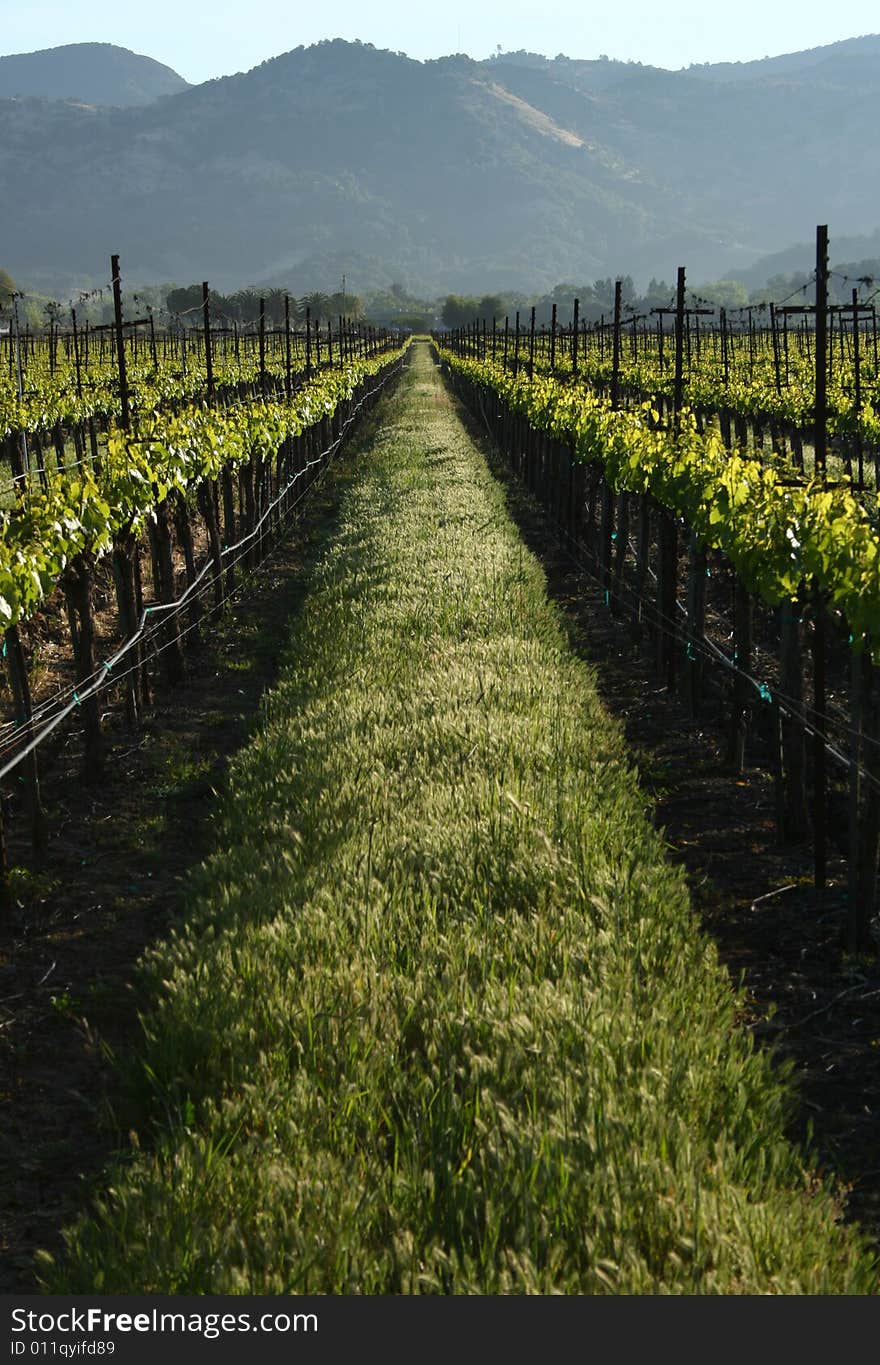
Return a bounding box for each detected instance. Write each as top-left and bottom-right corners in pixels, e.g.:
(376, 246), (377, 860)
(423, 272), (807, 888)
(0, 357), (405, 784)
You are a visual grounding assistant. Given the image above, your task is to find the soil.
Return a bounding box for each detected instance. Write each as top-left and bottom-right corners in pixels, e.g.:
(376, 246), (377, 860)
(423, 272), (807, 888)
(2, 366), (879, 1292)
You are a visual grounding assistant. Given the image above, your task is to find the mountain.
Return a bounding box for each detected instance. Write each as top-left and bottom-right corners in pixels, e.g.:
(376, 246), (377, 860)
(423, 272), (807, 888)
(727, 229), (880, 291)
(2, 37), (879, 298)
(685, 34), (880, 81)
(0, 43), (190, 107)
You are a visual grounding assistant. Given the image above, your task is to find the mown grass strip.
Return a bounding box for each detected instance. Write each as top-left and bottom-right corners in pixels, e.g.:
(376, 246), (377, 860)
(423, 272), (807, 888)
(45, 343), (878, 1293)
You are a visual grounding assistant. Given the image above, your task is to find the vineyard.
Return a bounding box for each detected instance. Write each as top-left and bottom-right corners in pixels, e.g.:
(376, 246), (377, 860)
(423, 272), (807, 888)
(2, 238), (880, 1294)
(0, 260), (406, 869)
(437, 230), (880, 958)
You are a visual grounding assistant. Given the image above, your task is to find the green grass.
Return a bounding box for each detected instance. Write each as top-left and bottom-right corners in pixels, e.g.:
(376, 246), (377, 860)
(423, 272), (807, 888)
(43, 343), (878, 1293)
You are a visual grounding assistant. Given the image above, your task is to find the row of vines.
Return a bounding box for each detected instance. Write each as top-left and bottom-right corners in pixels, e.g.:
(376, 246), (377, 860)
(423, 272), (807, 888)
(0, 261), (409, 882)
(435, 245), (880, 951)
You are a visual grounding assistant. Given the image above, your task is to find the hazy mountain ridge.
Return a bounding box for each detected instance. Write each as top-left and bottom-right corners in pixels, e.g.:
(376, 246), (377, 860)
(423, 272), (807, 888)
(2, 36), (879, 297)
(685, 33), (880, 82)
(0, 42), (190, 107)
(728, 229), (880, 290)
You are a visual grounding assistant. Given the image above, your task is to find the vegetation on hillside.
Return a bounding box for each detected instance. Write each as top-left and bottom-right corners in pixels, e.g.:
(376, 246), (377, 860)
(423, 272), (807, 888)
(5, 38), (880, 297)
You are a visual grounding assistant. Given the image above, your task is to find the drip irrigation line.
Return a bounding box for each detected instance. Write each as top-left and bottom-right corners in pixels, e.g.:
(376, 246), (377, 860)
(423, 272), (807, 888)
(0, 356), (400, 723)
(0, 349), (387, 497)
(562, 511), (880, 792)
(49, 360), (406, 708)
(466, 378), (880, 796)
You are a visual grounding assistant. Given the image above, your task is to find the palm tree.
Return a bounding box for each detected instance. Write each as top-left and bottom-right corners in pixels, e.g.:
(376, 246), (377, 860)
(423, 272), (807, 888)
(328, 291), (364, 321)
(302, 291), (330, 323)
(264, 288), (290, 326)
(226, 289), (261, 324)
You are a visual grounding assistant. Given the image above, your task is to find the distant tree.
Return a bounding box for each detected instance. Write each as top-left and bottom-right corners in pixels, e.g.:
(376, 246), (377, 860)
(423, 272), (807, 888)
(477, 294), (507, 322)
(639, 277), (674, 307)
(302, 291), (331, 323)
(0, 269), (17, 310)
(364, 286), (435, 327)
(394, 312), (432, 332)
(166, 283), (205, 318)
(442, 294), (480, 328)
(224, 289), (261, 324)
(593, 275), (635, 308)
(527, 282), (602, 327)
(263, 288), (291, 325)
(758, 271), (811, 304)
(827, 258), (880, 305)
(328, 290), (363, 320)
(694, 279), (748, 309)
(545, 284), (586, 323)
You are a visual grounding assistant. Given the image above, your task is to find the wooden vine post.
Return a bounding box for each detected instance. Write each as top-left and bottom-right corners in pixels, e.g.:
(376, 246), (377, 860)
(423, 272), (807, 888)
(602, 281), (623, 608)
(4, 625), (47, 862)
(727, 576), (753, 773)
(111, 255), (131, 431)
(657, 267), (686, 690)
(109, 256), (149, 721)
(110, 529), (143, 730)
(848, 646), (864, 950)
(778, 598), (809, 842)
(813, 225), (829, 886)
(285, 294), (293, 402)
(63, 556), (103, 783)
(172, 490), (203, 644)
(148, 495), (186, 687)
(854, 655), (880, 949)
(686, 534), (707, 715)
(203, 282), (234, 598)
(632, 497), (650, 646)
(54, 251), (134, 784)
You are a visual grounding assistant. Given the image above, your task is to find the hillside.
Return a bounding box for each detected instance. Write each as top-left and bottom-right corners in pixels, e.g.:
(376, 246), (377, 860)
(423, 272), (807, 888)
(0, 42), (190, 107)
(2, 36), (879, 296)
(726, 228), (880, 291)
(686, 33), (880, 81)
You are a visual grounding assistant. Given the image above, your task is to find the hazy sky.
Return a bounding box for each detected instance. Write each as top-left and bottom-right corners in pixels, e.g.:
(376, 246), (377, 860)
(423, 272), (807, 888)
(1, 0), (878, 83)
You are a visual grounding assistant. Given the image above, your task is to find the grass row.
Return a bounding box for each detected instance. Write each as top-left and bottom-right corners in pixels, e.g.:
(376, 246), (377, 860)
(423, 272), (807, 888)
(44, 343), (877, 1292)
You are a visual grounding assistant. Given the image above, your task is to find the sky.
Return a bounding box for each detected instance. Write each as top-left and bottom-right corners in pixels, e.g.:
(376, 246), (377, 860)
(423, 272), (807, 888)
(0, 0), (878, 83)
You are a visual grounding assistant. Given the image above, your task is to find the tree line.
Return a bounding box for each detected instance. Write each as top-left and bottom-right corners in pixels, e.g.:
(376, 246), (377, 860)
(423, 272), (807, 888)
(10, 254), (878, 338)
(165, 286), (364, 326)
